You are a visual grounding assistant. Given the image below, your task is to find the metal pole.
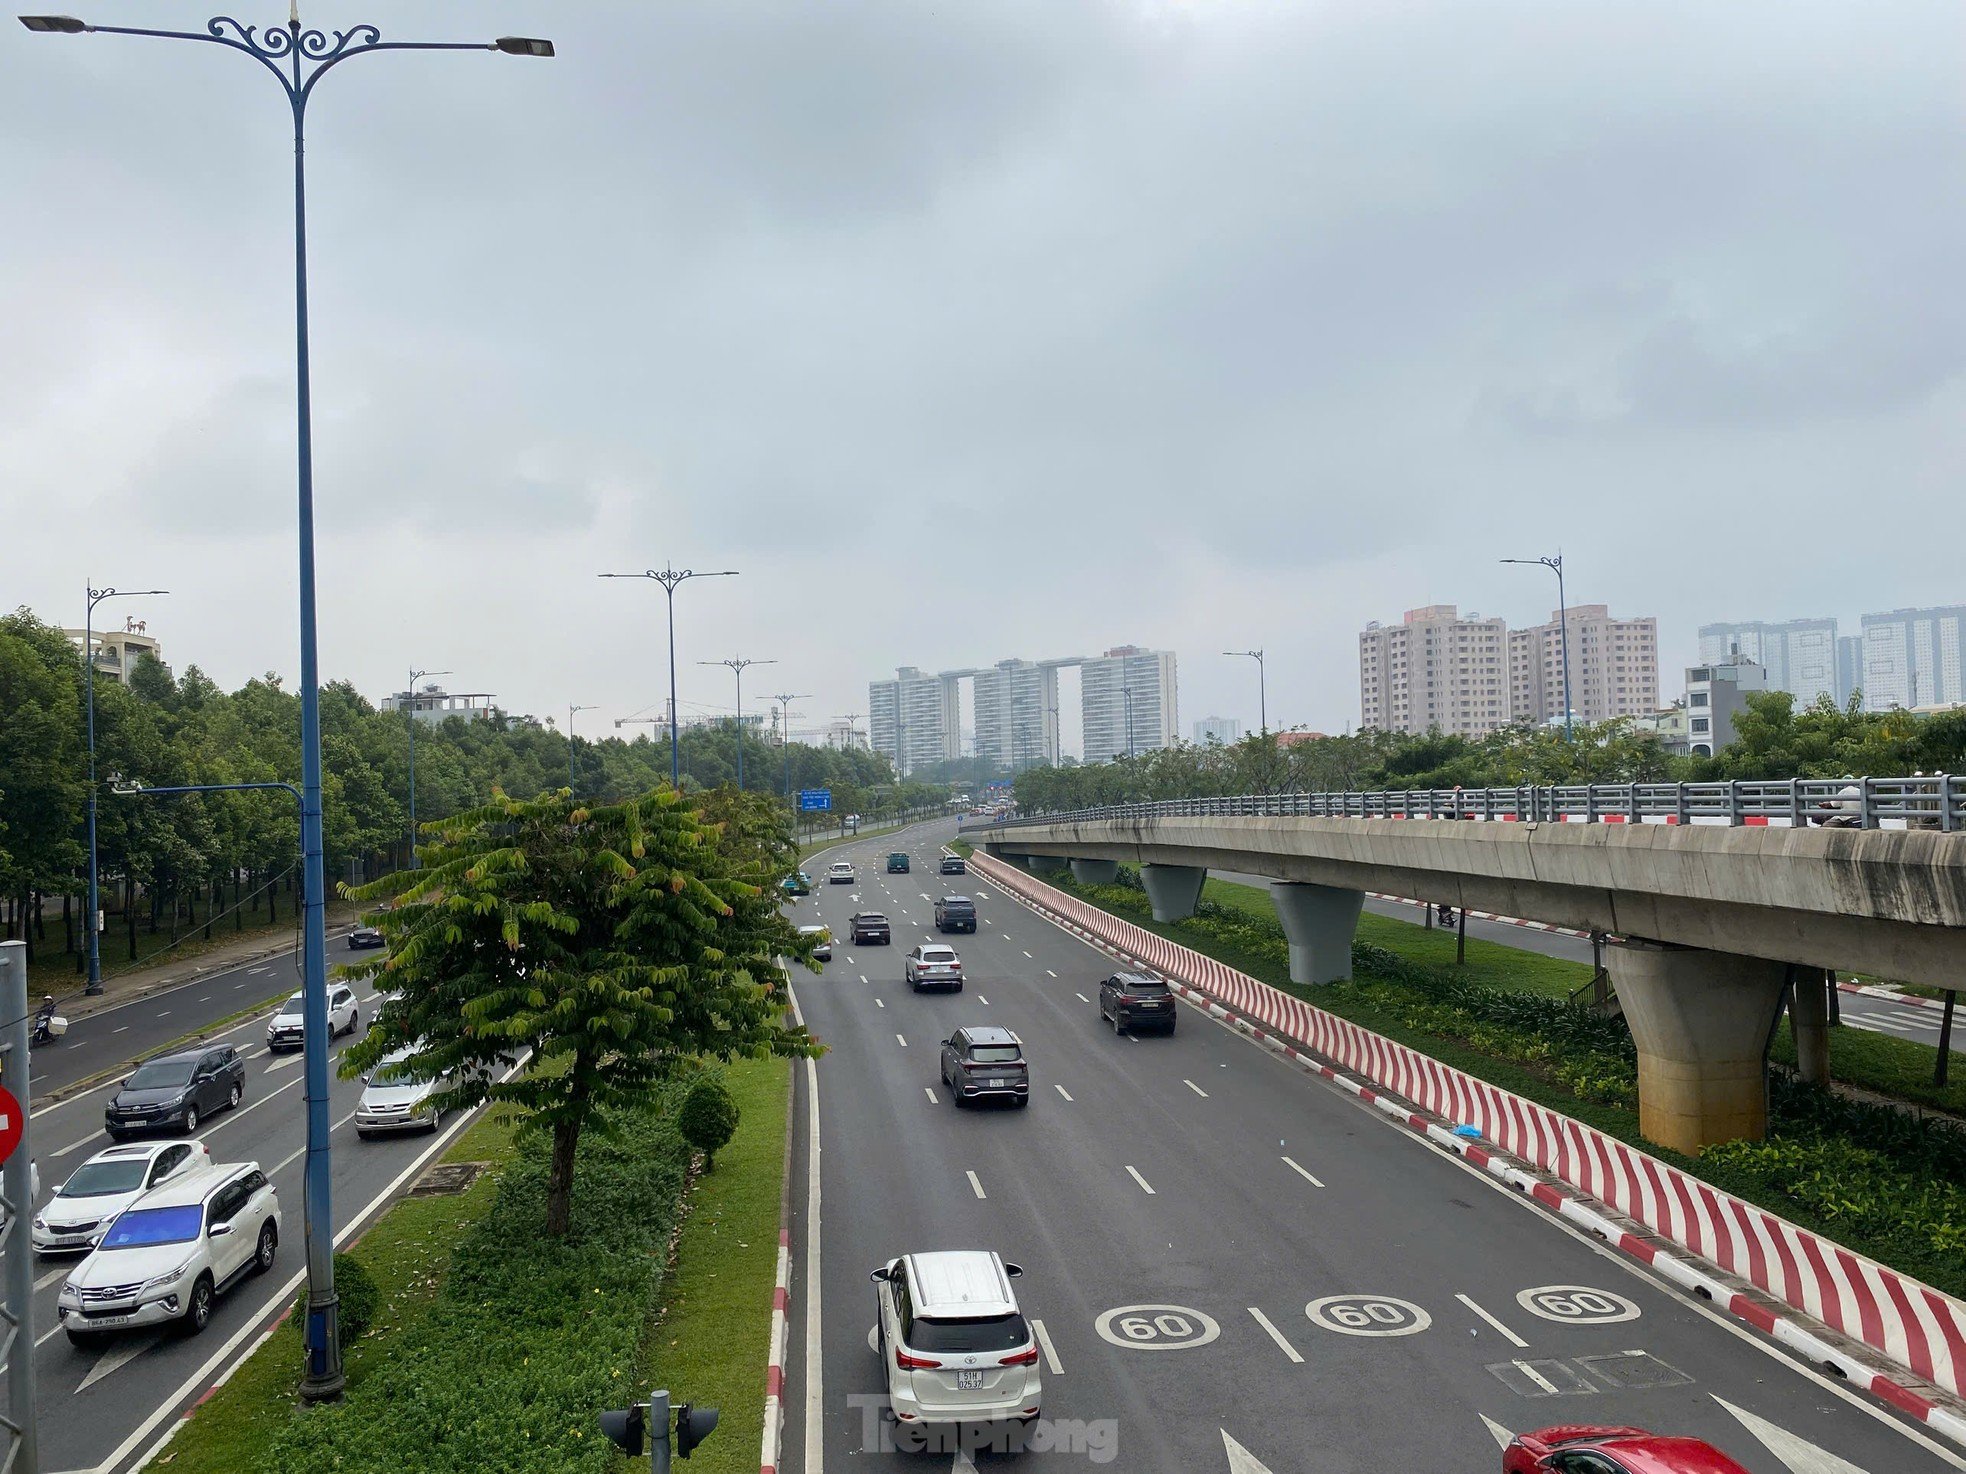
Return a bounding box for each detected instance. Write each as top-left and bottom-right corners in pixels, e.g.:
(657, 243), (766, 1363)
(735, 663), (744, 790)
(567, 704), (593, 795)
(1456, 905), (1466, 966)
(1258, 652), (1267, 735)
(1554, 556), (1574, 743)
(666, 583), (680, 789)
(85, 588), (101, 995)
(1938, 992), (1956, 1089)
(1, 938), (37, 1474)
(406, 669), (417, 867)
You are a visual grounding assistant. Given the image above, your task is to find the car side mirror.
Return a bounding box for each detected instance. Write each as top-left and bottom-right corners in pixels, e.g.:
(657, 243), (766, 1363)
(1004, 1263), (1024, 1278)
(870, 1268), (890, 1283)
(208, 1222), (233, 1238)
(359, 1074), (371, 1085)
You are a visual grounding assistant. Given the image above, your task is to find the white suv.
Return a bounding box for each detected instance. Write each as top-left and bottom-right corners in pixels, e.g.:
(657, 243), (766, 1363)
(33, 1141), (211, 1254)
(827, 861), (856, 885)
(871, 1251), (1040, 1428)
(57, 1162), (280, 1346)
(266, 984), (359, 1051)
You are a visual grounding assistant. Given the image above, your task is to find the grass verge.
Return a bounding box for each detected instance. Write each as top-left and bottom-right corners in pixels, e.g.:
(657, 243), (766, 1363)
(637, 1055), (791, 1473)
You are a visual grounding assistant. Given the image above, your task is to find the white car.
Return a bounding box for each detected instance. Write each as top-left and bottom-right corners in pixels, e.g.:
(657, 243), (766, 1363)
(57, 1162), (280, 1346)
(266, 983), (359, 1051)
(797, 924), (833, 962)
(33, 1141), (211, 1254)
(827, 861), (856, 885)
(356, 1046), (455, 1138)
(872, 1251), (1040, 1427)
(904, 944), (963, 992)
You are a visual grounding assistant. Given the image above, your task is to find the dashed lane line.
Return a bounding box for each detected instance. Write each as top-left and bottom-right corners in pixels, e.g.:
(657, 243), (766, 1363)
(925, 1087), (938, 1105)
(1281, 1156), (1324, 1188)
(1456, 1293), (1529, 1348)
(896, 1034), (908, 1048)
(1125, 1165), (1156, 1195)
(966, 1170), (987, 1200)
(978, 995), (990, 1006)
(1184, 1079), (1209, 1098)
(1031, 1318), (1064, 1376)
(1046, 970), (1058, 978)
(875, 999), (885, 1009)
(1075, 993), (1090, 1003)
(1055, 1085), (1073, 1102)
(1247, 1307), (1305, 1364)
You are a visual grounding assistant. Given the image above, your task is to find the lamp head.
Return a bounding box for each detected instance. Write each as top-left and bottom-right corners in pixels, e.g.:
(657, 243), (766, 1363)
(19, 15), (89, 33)
(493, 35), (553, 57)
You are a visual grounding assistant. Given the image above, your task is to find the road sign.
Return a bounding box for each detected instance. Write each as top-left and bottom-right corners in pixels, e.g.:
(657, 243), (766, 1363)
(798, 788), (832, 812)
(0, 1085), (19, 1164)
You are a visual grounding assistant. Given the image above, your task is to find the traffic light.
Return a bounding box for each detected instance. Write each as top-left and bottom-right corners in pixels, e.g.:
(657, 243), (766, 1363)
(598, 1391), (719, 1470)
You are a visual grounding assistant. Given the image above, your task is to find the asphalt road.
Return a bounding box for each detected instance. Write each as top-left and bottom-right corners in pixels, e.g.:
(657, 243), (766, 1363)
(779, 824), (1962, 1473)
(20, 955), (497, 1474)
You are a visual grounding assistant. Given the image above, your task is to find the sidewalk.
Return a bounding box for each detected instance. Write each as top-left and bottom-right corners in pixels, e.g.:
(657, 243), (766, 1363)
(47, 904), (355, 1024)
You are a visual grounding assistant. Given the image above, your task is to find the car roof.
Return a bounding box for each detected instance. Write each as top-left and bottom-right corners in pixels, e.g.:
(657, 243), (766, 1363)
(797, 924), (828, 934)
(956, 1026), (1020, 1048)
(938, 894), (973, 904)
(133, 1162), (259, 1209)
(919, 942), (958, 953)
(84, 1141), (185, 1165)
(1111, 969), (1166, 986)
(905, 1250), (1018, 1318)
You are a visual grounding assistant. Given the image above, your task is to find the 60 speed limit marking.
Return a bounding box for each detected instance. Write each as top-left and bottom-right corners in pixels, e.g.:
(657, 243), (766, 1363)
(1304, 1294), (1432, 1338)
(1516, 1285), (1642, 1325)
(1094, 1304), (1222, 1351)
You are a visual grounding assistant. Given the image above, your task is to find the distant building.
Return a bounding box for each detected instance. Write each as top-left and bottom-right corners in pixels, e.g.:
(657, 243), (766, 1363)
(868, 667), (959, 776)
(65, 620), (167, 687)
(821, 720), (869, 751)
(1273, 730), (1329, 749)
(1632, 704), (1690, 757)
(1857, 606), (1966, 712)
(1192, 715), (1241, 746)
(1081, 646), (1178, 760)
(382, 683), (498, 726)
(1358, 605), (1509, 737)
(1683, 658), (1767, 757)
(973, 659), (1060, 770)
(1697, 618), (1839, 707)
(1837, 635), (1864, 709)
(1508, 605), (1659, 727)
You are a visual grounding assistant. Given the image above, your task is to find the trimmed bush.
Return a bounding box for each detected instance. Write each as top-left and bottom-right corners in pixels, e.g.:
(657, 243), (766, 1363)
(679, 1075), (740, 1169)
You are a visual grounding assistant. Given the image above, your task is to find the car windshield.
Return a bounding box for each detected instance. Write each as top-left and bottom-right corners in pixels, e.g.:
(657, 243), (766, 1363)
(125, 1060), (194, 1090)
(909, 1313), (1029, 1353)
(99, 1204), (203, 1249)
(967, 1046), (1023, 1064)
(368, 1060), (428, 1087)
(281, 992), (305, 1012)
(60, 1159), (149, 1197)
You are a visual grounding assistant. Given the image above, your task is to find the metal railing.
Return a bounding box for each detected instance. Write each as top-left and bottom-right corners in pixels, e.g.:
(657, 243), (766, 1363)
(966, 775), (1963, 833)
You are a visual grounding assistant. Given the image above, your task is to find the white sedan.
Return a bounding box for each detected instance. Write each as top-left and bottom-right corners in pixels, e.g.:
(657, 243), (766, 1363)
(33, 1142), (211, 1253)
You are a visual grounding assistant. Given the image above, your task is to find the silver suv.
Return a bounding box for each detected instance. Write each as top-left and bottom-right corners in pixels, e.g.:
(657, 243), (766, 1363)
(939, 1027), (1029, 1107)
(871, 1250), (1040, 1428)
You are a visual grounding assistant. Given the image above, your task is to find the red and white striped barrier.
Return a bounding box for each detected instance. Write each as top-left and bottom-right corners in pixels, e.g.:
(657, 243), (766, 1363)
(761, 1227), (790, 1474)
(970, 849), (1966, 1442)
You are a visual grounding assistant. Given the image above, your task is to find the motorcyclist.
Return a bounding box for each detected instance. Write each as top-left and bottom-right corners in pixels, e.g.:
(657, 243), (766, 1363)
(31, 994), (57, 1043)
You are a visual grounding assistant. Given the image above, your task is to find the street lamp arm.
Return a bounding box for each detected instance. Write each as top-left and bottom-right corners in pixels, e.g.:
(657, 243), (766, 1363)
(113, 779), (303, 805)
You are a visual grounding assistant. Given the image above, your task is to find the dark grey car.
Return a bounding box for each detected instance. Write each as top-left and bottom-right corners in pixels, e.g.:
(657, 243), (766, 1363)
(1099, 971), (1177, 1035)
(939, 1026), (1030, 1107)
(105, 1045), (247, 1139)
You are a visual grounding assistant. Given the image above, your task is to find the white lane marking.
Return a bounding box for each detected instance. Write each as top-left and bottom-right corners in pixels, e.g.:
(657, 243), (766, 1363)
(52, 1130), (104, 1159)
(266, 1053), (303, 1072)
(248, 967), (269, 975)
(1246, 1306), (1305, 1364)
(194, 1075), (303, 1142)
(874, 999), (885, 1009)
(896, 1034), (907, 1048)
(846, 955), (855, 965)
(1002, 933), (1013, 941)
(1054, 1085), (1073, 1102)
(76, 1332), (158, 1391)
(1022, 950), (1033, 959)
(1456, 1293), (1529, 1348)
(1183, 1079), (1209, 1098)
(966, 1170), (987, 1200)
(978, 995), (990, 1006)
(1281, 1156), (1324, 1188)
(198, 996), (211, 1003)
(1124, 1165), (1156, 1195)
(1513, 1360), (1561, 1394)
(859, 975), (869, 985)
(925, 1088), (938, 1105)
(234, 982), (247, 988)
(1045, 969), (1058, 978)
(1031, 1317), (1065, 1376)
(155, 1011), (170, 1018)
(1222, 1430), (1278, 1473)
(36, 1264), (70, 1290)
(1481, 1415), (1516, 1450)
(1075, 992), (1090, 1003)
(111, 1025), (128, 1034)
(1715, 1394), (1871, 1474)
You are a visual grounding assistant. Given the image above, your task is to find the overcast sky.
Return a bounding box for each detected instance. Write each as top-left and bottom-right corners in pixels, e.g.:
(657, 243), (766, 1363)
(8, 0), (1960, 753)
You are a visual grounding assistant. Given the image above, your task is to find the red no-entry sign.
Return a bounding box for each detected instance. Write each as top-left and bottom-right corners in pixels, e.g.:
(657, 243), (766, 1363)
(0, 1084), (21, 1165)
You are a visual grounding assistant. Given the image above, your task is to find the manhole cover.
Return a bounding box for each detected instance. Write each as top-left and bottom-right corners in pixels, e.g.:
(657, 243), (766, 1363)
(409, 1162), (487, 1197)
(1578, 1351), (1694, 1391)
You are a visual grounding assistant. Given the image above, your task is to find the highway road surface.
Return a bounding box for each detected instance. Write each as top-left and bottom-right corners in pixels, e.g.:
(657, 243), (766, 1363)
(778, 823), (1962, 1472)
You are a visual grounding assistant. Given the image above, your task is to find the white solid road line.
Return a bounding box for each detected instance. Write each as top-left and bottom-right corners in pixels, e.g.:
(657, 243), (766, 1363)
(1184, 1079), (1209, 1098)
(1513, 1360), (1562, 1395)
(1246, 1306), (1305, 1364)
(51, 1130), (102, 1160)
(1030, 1317), (1065, 1376)
(1456, 1292), (1529, 1348)
(1124, 1165), (1156, 1195)
(35, 1265), (67, 1291)
(1055, 1085), (1073, 1102)
(1281, 1155), (1325, 1188)
(966, 1170), (987, 1200)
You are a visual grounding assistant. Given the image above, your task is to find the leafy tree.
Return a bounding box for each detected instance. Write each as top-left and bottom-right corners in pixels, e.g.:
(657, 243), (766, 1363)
(338, 787), (820, 1237)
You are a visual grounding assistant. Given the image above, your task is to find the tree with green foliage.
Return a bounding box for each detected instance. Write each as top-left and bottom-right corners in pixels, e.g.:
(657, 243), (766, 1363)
(338, 787), (820, 1237)
(677, 1074), (740, 1169)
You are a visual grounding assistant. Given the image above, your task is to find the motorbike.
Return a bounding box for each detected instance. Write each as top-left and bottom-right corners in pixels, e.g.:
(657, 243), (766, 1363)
(31, 1009), (68, 1047)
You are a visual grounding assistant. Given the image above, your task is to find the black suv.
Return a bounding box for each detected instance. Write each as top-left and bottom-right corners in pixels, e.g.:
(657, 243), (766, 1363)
(938, 855), (967, 875)
(933, 896), (977, 934)
(1099, 971), (1177, 1035)
(105, 1045), (247, 1138)
(939, 1026), (1030, 1107)
(849, 912), (892, 945)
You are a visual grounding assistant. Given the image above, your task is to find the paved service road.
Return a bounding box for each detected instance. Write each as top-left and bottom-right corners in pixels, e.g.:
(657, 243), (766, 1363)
(22, 970), (498, 1474)
(779, 825), (1962, 1473)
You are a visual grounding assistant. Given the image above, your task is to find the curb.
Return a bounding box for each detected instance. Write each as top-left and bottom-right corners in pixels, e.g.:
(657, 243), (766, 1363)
(762, 1058), (795, 1474)
(1839, 981), (1951, 1016)
(975, 852), (1966, 1450)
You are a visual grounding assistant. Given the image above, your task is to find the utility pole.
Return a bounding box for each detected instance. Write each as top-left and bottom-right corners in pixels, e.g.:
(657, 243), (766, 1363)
(1223, 648), (1267, 734)
(600, 566), (740, 789)
(1502, 553), (1574, 742)
(1, 939), (37, 1474)
(697, 658), (775, 789)
(770, 693), (811, 797)
(567, 703), (595, 795)
(404, 667), (452, 868)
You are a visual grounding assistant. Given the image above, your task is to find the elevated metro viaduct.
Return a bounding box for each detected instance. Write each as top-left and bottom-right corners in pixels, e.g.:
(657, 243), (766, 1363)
(976, 813), (1966, 1153)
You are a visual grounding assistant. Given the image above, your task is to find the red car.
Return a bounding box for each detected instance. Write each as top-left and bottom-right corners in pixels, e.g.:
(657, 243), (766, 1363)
(1504, 1426), (1751, 1474)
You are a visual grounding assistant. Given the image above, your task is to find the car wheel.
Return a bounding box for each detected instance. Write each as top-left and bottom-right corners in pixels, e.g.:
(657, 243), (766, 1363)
(1015, 1096), (1030, 1109)
(182, 1273), (215, 1336)
(227, 1082), (243, 1110)
(183, 1104), (201, 1134)
(106, 1129), (128, 1143)
(253, 1221), (277, 1274)
(66, 1329), (104, 1351)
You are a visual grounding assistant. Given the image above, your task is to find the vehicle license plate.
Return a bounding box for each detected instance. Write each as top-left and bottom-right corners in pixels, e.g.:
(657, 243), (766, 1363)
(988, 1078), (1008, 1087)
(957, 1370), (985, 1390)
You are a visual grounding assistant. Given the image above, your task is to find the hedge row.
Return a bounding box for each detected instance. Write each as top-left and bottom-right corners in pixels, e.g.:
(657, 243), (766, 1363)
(264, 1087), (694, 1474)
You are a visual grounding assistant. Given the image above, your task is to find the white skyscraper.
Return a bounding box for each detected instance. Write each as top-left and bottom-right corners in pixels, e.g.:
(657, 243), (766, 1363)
(1697, 618), (1840, 707)
(868, 667), (960, 776)
(1192, 715), (1242, 745)
(1081, 646), (1178, 761)
(972, 660), (1059, 770)
(1858, 607), (1966, 711)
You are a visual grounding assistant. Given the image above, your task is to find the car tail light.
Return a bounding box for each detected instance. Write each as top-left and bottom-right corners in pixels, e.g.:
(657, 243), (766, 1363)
(999, 1346), (1040, 1367)
(895, 1348), (943, 1370)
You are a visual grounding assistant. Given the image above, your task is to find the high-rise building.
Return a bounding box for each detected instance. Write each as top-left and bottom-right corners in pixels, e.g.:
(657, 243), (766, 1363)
(1192, 715), (1241, 745)
(1697, 618), (1839, 707)
(1508, 605), (1659, 727)
(1081, 646), (1178, 760)
(1358, 606), (1509, 737)
(1857, 606), (1966, 712)
(972, 659), (1060, 770)
(867, 667), (959, 776)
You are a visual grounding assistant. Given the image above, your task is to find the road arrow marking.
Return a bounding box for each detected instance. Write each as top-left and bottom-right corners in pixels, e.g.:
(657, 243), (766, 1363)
(77, 1333), (156, 1393)
(1222, 1429), (1275, 1472)
(1480, 1415), (1515, 1450)
(1714, 1396), (1874, 1474)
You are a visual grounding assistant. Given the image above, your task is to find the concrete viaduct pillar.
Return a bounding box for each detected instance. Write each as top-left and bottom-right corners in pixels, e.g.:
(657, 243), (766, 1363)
(1607, 940), (1789, 1154)
(1269, 882), (1364, 986)
(1024, 853), (1069, 877)
(1070, 859), (1120, 886)
(1139, 863), (1207, 922)
(1791, 967), (1831, 1087)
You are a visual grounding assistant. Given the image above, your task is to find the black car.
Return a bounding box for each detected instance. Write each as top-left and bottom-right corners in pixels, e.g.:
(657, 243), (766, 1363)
(1099, 971), (1177, 1035)
(105, 1045), (247, 1139)
(939, 855), (967, 875)
(939, 1026), (1030, 1107)
(933, 896), (977, 934)
(347, 925), (384, 950)
(849, 912), (891, 945)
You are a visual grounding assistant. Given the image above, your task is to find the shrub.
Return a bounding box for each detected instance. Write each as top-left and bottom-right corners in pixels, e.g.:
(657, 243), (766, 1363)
(293, 1254), (380, 1346)
(678, 1075), (741, 1169)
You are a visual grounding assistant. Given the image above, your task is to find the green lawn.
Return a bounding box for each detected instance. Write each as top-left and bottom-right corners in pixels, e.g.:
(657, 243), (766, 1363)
(636, 1056), (792, 1473)
(1771, 1018), (1966, 1118)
